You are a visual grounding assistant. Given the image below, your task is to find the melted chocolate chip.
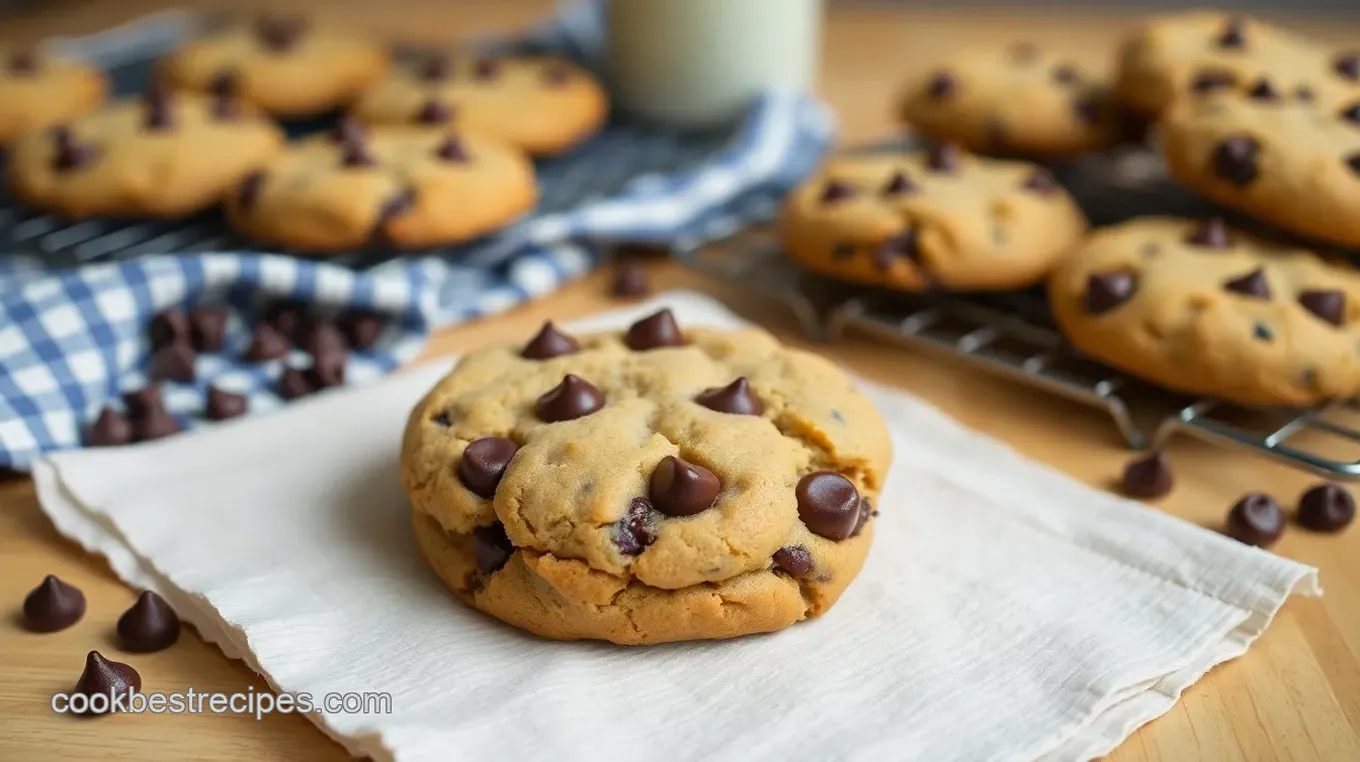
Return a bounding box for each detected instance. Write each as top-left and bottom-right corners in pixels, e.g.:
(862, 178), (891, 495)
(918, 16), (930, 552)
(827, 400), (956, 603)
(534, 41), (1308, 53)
(1190, 69), (1235, 94)
(925, 142), (962, 172)
(1225, 492), (1284, 547)
(74, 652), (141, 714)
(149, 343), (196, 383)
(772, 546), (814, 578)
(1223, 268), (1270, 299)
(142, 84), (173, 131)
(435, 135), (469, 162)
(881, 170), (917, 196)
(925, 70), (956, 99)
(796, 472), (861, 541)
(243, 322), (289, 361)
(472, 524), (514, 574)
(535, 375), (604, 422)
(1052, 64), (1080, 85)
(188, 306), (227, 352)
(695, 378), (763, 415)
(649, 456), (721, 517)
(418, 54), (450, 81)
(820, 179), (856, 204)
(85, 407), (131, 447)
(1120, 452), (1173, 499)
(1246, 78), (1279, 101)
(1212, 137), (1260, 186)
(132, 409), (181, 442)
(522, 321), (579, 360)
(338, 312), (383, 350)
(236, 172), (265, 211)
(1217, 18), (1246, 48)
(149, 308), (188, 349)
(1297, 483), (1355, 532)
(51, 126), (96, 172)
(1084, 271), (1135, 315)
(1299, 290), (1345, 326)
(611, 261), (650, 298)
(122, 386), (163, 419)
(1253, 322), (1273, 342)
(416, 99), (454, 125)
(1022, 168), (1058, 195)
(205, 385), (248, 421)
(1335, 53), (1360, 81)
(22, 575), (86, 632)
(1186, 217), (1231, 249)
(116, 591), (180, 652)
(624, 308), (684, 351)
(458, 437), (519, 499)
(255, 15), (308, 52)
(613, 497), (659, 556)
(277, 366), (314, 399)
(1341, 103), (1360, 125)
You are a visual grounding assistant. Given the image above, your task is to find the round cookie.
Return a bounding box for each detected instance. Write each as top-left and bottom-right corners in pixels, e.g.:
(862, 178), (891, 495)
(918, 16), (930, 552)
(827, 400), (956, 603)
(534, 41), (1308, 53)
(777, 144), (1089, 292)
(1159, 87), (1360, 248)
(158, 15), (389, 119)
(0, 46), (107, 146)
(1115, 11), (1359, 117)
(401, 311), (894, 645)
(349, 52), (607, 157)
(1049, 217), (1360, 407)
(224, 120), (537, 253)
(6, 86), (283, 219)
(899, 44), (1126, 158)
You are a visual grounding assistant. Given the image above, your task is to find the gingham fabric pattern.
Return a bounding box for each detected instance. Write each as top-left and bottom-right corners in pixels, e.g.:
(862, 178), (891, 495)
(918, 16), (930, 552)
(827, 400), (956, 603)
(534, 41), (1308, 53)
(0, 2), (836, 471)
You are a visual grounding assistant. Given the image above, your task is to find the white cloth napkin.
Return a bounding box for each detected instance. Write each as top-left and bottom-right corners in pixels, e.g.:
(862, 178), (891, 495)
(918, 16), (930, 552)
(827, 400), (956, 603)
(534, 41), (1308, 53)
(33, 290), (1319, 762)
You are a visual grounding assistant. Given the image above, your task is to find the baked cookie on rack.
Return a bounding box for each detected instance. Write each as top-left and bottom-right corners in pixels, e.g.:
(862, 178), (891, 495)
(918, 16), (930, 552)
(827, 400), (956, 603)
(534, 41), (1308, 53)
(224, 119), (536, 253)
(349, 52), (608, 157)
(6, 86), (283, 219)
(1049, 217), (1360, 407)
(157, 15), (389, 119)
(0, 46), (107, 146)
(777, 144), (1088, 292)
(401, 310), (893, 644)
(898, 44), (1126, 158)
(1158, 85), (1360, 248)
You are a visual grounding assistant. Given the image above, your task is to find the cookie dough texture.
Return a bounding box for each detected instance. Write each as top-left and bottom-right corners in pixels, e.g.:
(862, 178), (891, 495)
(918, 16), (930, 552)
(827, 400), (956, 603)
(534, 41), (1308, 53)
(350, 54), (608, 156)
(1049, 217), (1360, 406)
(0, 47), (107, 146)
(777, 147), (1088, 292)
(401, 321), (893, 644)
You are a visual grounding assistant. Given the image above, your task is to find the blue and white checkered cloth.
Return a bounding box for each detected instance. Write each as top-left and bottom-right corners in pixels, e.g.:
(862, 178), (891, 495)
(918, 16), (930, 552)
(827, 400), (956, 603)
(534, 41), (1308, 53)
(0, 1), (835, 471)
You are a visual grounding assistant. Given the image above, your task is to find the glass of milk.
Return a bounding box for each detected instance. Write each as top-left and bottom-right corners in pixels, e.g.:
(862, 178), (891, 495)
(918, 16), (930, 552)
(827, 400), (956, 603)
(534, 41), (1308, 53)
(605, 0), (824, 129)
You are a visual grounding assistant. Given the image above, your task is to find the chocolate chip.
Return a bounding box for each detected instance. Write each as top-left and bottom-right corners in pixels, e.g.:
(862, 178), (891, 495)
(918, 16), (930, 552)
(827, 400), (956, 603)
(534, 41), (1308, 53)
(1341, 103), (1360, 125)
(1212, 137), (1259, 186)
(1246, 78), (1279, 101)
(298, 318), (347, 357)
(149, 308), (188, 349)
(150, 343), (196, 383)
(881, 170), (917, 196)
(85, 407), (131, 447)
(255, 15), (308, 52)
(435, 135), (469, 162)
(122, 386), (163, 419)
(1223, 268), (1270, 300)
(7, 50), (37, 74)
(1022, 168), (1058, 194)
(772, 546), (814, 578)
(1253, 322), (1273, 342)
(1335, 53), (1360, 81)
(211, 94), (240, 121)
(649, 456), (721, 517)
(73, 652), (141, 714)
(1190, 69), (1235, 94)
(188, 306), (227, 352)
(332, 117), (365, 146)
(796, 472), (861, 541)
(341, 140), (377, 168)
(1120, 452), (1173, 499)
(535, 374), (604, 422)
(473, 58), (501, 80)
(613, 497), (659, 555)
(305, 352), (346, 389)
(1186, 217), (1231, 249)
(925, 70), (956, 99)
(624, 309), (684, 351)
(338, 312), (383, 350)
(522, 321), (580, 360)
(116, 591), (180, 653)
(416, 99), (454, 125)
(458, 437), (518, 499)
(132, 409), (181, 442)
(695, 377), (763, 415)
(472, 523), (514, 574)
(377, 189), (415, 225)
(1052, 64), (1080, 85)
(1297, 483), (1355, 533)
(1299, 290), (1345, 326)
(925, 142), (962, 172)
(432, 412), (452, 427)
(1072, 95), (1102, 125)
(22, 575), (85, 632)
(1084, 271), (1135, 315)
(1225, 492), (1284, 547)
(542, 62), (573, 86)
(142, 84), (173, 131)
(243, 323), (289, 361)
(873, 229), (921, 273)
(205, 385), (248, 421)
(851, 497), (875, 537)
(237, 172), (265, 211)
(51, 126), (96, 172)
(209, 70), (236, 97)
(418, 54), (450, 81)
(1346, 154), (1360, 176)
(820, 179), (856, 204)
(277, 366), (314, 399)
(611, 261), (650, 298)
(1216, 17), (1246, 48)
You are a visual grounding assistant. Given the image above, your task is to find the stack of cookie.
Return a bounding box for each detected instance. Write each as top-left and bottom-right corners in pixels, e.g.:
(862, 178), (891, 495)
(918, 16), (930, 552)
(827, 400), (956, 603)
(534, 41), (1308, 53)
(780, 10), (1360, 408)
(1, 14), (609, 253)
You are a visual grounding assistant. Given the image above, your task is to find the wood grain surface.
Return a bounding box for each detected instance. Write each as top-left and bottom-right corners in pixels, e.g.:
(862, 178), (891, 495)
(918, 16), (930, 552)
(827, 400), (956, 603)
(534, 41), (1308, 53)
(1, 2), (1358, 760)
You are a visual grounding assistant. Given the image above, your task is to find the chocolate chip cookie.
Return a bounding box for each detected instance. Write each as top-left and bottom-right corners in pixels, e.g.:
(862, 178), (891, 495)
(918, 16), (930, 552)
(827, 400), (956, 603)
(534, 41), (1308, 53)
(899, 44), (1126, 158)
(0, 46), (107, 146)
(402, 311), (894, 644)
(224, 120), (537, 253)
(1049, 217), (1360, 406)
(777, 144), (1088, 292)
(6, 86), (283, 219)
(1115, 11), (1359, 117)
(158, 15), (389, 119)
(349, 53), (608, 157)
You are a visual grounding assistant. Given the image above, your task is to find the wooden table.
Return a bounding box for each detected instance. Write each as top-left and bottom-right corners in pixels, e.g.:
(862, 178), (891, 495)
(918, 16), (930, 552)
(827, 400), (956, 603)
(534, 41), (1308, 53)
(2, 2), (1358, 760)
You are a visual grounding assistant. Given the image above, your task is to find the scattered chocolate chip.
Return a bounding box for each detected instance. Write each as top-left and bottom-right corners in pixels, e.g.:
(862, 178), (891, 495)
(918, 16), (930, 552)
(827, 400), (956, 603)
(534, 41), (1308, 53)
(925, 70), (956, 99)
(1212, 137), (1259, 186)
(1072, 95), (1102, 125)
(432, 412), (452, 427)
(338, 312), (383, 350)
(7, 50), (37, 74)
(649, 456), (721, 517)
(1341, 103), (1360, 125)
(73, 652), (141, 714)
(925, 142), (961, 172)
(277, 366), (314, 399)
(873, 229), (921, 273)
(1335, 53), (1360, 81)
(1246, 78), (1279, 101)
(332, 117), (365, 146)
(1226, 492), (1284, 547)
(209, 70), (236, 97)
(772, 546), (814, 578)
(695, 377), (763, 415)
(472, 524), (514, 574)
(1217, 17), (1246, 48)
(236, 172), (265, 211)
(1299, 290), (1346, 327)
(418, 54), (450, 81)
(1022, 168), (1058, 195)
(542, 62), (573, 86)
(1297, 483), (1355, 532)
(149, 343), (196, 383)
(796, 472), (861, 541)
(881, 170), (917, 196)
(522, 321), (580, 360)
(851, 497), (876, 537)
(1052, 64), (1080, 85)
(473, 58), (501, 80)
(205, 385), (248, 421)
(1186, 217), (1231, 249)
(458, 437), (519, 499)
(535, 375), (604, 422)
(255, 15), (308, 52)
(1301, 367), (1320, 390)
(820, 179), (856, 204)
(122, 386), (163, 419)
(613, 497), (659, 556)
(298, 318), (347, 357)
(305, 352), (346, 389)
(610, 261), (650, 298)
(149, 308), (188, 349)
(85, 407), (131, 447)
(416, 99), (454, 125)
(377, 189), (416, 225)
(51, 126), (96, 172)
(624, 309), (684, 351)
(131, 409), (181, 442)
(116, 591), (180, 653)
(1222, 268), (1270, 300)
(142, 84), (173, 131)
(22, 575), (86, 632)
(1120, 452), (1173, 499)
(188, 306), (227, 352)
(435, 135), (469, 162)
(243, 323), (289, 361)
(1190, 69), (1235, 94)
(341, 140), (377, 168)
(1253, 322), (1273, 342)
(1084, 271), (1135, 315)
